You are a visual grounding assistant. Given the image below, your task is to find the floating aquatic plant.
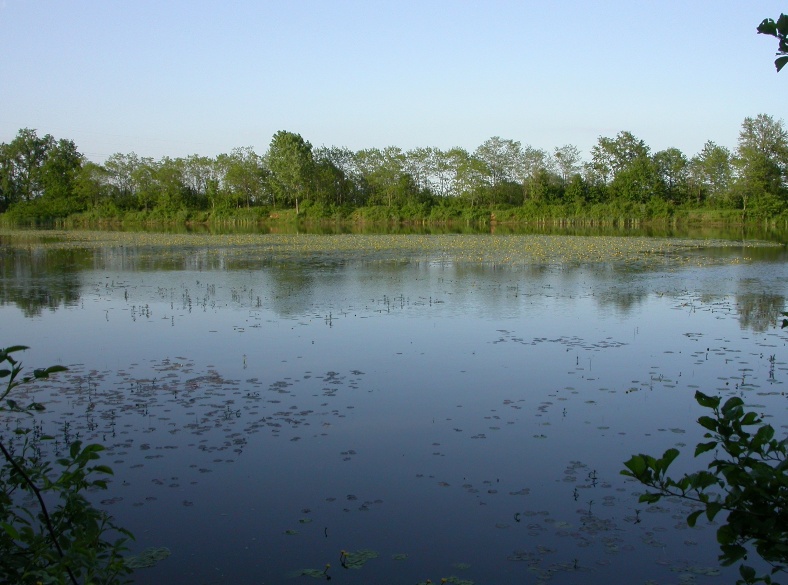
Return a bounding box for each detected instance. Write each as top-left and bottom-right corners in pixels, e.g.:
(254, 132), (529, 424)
(125, 547), (171, 569)
(293, 564), (331, 579)
(339, 549), (378, 569)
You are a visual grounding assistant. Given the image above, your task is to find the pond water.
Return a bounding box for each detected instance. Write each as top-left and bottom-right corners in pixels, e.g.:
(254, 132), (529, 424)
(1, 230), (788, 585)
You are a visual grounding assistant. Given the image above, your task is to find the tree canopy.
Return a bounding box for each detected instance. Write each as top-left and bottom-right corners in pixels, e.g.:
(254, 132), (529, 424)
(2, 115), (787, 224)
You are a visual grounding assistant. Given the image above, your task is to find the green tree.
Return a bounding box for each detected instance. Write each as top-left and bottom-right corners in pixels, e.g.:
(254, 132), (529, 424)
(154, 157), (189, 212)
(553, 144), (582, 186)
(129, 157), (158, 211)
(355, 146), (416, 208)
(591, 132), (659, 203)
(73, 161), (112, 209)
(521, 146), (555, 203)
(473, 137), (523, 204)
(654, 147), (689, 204)
(690, 141), (734, 206)
(429, 148), (455, 198)
(404, 147), (435, 194)
(182, 154), (218, 210)
(758, 14), (788, 72)
(218, 147), (267, 209)
(40, 139), (83, 203)
(734, 114), (788, 218)
(0, 129), (55, 205)
(447, 147), (486, 207)
(313, 146), (365, 206)
(104, 152), (141, 209)
(266, 131), (315, 212)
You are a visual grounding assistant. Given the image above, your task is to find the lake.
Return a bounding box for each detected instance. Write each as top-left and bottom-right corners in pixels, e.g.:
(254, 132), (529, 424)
(1, 229), (787, 585)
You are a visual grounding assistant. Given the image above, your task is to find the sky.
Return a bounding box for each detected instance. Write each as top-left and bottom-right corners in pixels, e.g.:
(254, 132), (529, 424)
(1, 1), (786, 163)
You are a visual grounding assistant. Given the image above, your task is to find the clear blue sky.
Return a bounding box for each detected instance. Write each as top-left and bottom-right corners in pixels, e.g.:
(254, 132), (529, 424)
(1, 1), (785, 163)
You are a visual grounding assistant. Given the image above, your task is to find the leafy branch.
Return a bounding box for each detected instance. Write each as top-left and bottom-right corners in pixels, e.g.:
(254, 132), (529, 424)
(1, 344), (134, 584)
(758, 14), (788, 72)
(622, 391), (787, 584)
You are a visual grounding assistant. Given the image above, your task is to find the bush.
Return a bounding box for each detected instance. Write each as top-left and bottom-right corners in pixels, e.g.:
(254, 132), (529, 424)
(1, 345), (134, 584)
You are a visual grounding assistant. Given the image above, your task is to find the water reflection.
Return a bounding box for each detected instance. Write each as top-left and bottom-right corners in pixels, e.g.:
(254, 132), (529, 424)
(1, 242), (786, 330)
(736, 294), (786, 332)
(1, 233), (787, 584)
(0, 247), (86, 316)
(35, 221), (788, 243)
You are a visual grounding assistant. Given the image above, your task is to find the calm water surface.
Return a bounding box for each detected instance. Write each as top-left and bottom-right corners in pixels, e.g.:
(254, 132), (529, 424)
(1, 233), (787, 585)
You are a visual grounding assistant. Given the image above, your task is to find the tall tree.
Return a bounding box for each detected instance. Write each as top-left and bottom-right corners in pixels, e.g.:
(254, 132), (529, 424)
(266, 131), (315, 211)
(104, 152), (141, 207)
(404, 147), (434, 194)
(473, 137), (522, 189)
(73, 161), (111, 209)
(219, 147), (267, 209)
(182, 154), (219, 209)
(155, 157), (189, 212)
(40, 138), (83, 202)
(734, 114), (788, 215)
(592, 132), (656, 203)
(313, 146), (365, 206)
(690, 141), (733, 204)
(553, 145), (582, 186)
(0, 128), (55, 204)
(521, 146), (554, 202)
(654, 147), (689, 203)
(355, 146), (415, 207)
(429, 148), (455, 198)
(129, 157), (158, 211)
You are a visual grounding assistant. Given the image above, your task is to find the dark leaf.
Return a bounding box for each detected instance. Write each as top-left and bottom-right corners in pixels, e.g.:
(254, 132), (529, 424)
(695, 391), (720, 409)
(2, 345), (29, 354)
(721, 396), (744, 415)
(695, 441), (717, 457)
(717, 524), (736, 545)
(758, 18), (778, 36)
(739, 564), (756, 582)
(698, 416), (718, 432)
(740, 412), (759, 426)
(776, 13), (788, 35)
(638, 492), (662, 504)
(623, 455), (647, 478)
(661, 448), (680, 469)
(687, 509), (703, 527)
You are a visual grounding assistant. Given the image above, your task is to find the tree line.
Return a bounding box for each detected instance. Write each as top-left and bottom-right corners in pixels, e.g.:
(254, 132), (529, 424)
(1, 115), (787, 224)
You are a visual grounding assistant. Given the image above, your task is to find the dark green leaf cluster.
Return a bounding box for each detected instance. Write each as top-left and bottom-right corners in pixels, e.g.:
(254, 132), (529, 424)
(758, 14), (788, 72)
(1, 345), (135, 584)
(622, 391), (787, 584)
(1, 345), (67, 412)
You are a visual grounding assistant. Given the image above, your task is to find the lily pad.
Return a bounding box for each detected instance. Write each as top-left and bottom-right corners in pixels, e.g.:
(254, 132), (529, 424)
(341, 548), (378, 569)
(294, 568), (330, 579)
(125, 547), (171, 569)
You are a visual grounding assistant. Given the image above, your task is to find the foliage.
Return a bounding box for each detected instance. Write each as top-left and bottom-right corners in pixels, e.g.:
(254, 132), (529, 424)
(758, 14), (788, 72)
(622, 391), (787, 584)
(3, 114), (788, 226)
(0, 345), (134, 584)
(267, 131), (314, 209)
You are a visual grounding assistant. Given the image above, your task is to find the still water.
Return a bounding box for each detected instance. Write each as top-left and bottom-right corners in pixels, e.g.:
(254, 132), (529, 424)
(1, 231), (787, 584)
